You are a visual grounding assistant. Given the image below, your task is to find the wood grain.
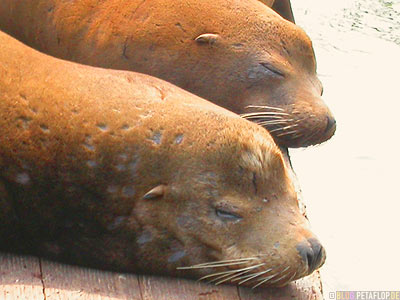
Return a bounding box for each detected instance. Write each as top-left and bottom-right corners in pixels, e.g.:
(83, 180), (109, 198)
(0, 253), (45, 300)
(0, 252), (323, 300)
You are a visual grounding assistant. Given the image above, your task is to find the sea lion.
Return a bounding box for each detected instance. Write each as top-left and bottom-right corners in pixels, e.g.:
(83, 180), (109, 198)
(0, 0), (335, 148)
(0, 31), (325, 287)
(258, 0), (295, 22)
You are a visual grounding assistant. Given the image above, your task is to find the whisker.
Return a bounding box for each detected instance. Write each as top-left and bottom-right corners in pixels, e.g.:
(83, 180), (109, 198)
(244, 115), (285, 121)
(284, 271), (297, 284)
(251, 273), (279, 289)
(236, 268), (273, 285)
(214, 263), (265, 285)
(177, 257), (257, 270)
(198, 262), (264, 282)
(199, 268), (242, 281)
(207, 269), (252, 284)
(178, 261), (250, 269)
(276, 130), (298, 137)
(291, 133), (303, 139)
(241, 112), (290, 118)
(269, 124), (298, 134)
(245, 105), (285, 112)
(267, 268), (292, 285)
(213, 269), (257, 285)
(256, 120), (292, 126)
(252, 266), (290, 289)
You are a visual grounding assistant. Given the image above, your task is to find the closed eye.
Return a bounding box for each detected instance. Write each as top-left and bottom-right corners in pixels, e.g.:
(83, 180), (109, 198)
(259, 62), (285, 77)
(215, 208), (242, 222)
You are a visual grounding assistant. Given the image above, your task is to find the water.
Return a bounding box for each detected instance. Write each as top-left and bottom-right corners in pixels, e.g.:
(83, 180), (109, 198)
(289, 0), (400, 293)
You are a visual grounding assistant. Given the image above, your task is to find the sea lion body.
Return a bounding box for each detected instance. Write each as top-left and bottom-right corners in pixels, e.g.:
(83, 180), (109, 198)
(0, 31), (325, 287)
(0, 0), (335, 148)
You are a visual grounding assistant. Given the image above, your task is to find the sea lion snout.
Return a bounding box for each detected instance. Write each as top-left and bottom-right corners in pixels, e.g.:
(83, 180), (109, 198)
(296, 237), (326, 274)
(325, 114), (337, 135)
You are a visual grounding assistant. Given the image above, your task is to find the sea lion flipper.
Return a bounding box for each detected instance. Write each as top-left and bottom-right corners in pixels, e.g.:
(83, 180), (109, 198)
(194, 33), (220, 45)
(143, 185), (166, 200)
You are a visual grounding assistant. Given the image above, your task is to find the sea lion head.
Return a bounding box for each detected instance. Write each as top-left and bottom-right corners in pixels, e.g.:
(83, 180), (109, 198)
(132, 117), (326, 287)
(141, 0), (335, 148)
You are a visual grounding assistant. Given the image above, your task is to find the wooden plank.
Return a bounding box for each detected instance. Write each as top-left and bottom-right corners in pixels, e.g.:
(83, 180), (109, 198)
(138, 275), (240, 300)
(1, 252), (323, 299)
(40, 259), (142, 300)
(239, 271), (323, 300)
(0, 252), (45, 300)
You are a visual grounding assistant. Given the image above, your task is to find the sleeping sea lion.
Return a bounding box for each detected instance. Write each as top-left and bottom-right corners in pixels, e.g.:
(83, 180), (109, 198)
(0, 0), (335, 148)
(0, 30), (325, 287)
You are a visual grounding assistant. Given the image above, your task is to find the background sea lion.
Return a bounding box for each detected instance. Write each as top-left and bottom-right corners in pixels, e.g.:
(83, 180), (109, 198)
(0, 0), (335, 148)
(258, 0), (295, 22)
(0, 31), (325, 287)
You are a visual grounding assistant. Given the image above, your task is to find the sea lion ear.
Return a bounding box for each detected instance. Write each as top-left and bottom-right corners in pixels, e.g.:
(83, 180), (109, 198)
(195, 33), (220, 45)
(143, 185), (166, 200)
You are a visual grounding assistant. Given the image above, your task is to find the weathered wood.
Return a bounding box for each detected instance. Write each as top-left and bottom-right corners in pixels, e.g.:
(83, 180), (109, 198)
(138, 275), (240, 300)
(0, 253), (44, 300)
(239, 271), (323, 300)
(40, 259), (142, 300)
(0, 252), (322, 299)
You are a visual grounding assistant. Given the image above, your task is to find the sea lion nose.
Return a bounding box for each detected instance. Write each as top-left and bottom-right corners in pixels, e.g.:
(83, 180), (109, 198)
(296, 238), (326, 273)
(325, 115), (336, 134)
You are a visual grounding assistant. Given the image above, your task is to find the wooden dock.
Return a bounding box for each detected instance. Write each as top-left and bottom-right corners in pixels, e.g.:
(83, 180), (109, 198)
(0, 252), (323, 300)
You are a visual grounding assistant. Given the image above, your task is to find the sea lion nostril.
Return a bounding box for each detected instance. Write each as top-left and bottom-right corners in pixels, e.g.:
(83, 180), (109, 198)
(297, 242), (314, 270)
(297, 238), (325, 272)
(308, 238), (325, 270)
(325, 115), (336, 133)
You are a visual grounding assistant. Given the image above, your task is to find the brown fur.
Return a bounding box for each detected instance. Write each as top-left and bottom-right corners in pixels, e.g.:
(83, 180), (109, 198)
(0, 31), (324, 287)
(0, 0), (335, 148)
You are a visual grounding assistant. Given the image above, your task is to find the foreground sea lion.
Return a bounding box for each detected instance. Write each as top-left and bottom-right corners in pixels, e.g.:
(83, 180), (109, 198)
(0, 31), (325, 287)
(0, 0), (335, 148)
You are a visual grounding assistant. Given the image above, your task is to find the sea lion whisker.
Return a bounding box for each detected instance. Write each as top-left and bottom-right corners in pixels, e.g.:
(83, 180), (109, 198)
(200, 270), (238, 282)
(278, 266), (291, 274)
(178, 257), (258, 270)
(253, 267), (290, 289)
(178, 261), (252, 270)
(232, 270), (267, 282)
(284, 271), (297, 284)
(206, 269), (251, 283)
(199, 267), (248, 281)
(213, 268), (259, 285)
(244, 115), (285, 120)
(291, 133), (303, 139)
(197, 257), (259, 264)
(269, 124), (299, 134)
(267, 267), (292, 285)
(236, 268), (273, 285)
(268, 127), (286, 133)
(276, 130), (299, 137)
(202, 262), (265, 283)
(256, 120), (292, 126)
(245, 105), (285, 112)
(251, 273), (279, 289)
(241, 112), (290, 118)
